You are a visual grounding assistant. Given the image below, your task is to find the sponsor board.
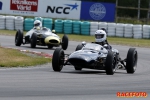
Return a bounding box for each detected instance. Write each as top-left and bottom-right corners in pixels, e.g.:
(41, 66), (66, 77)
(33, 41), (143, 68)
(10, 0), (38, 12)
(38, 0), (81, 19)
(0, 0), (115, 22)
(80, 2), (116, 22)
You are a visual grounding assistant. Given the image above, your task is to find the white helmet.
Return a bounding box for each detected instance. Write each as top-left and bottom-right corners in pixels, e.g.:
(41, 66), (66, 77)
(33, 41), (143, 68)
(95, 29), (107, 43)
(34, 20), (42, 28)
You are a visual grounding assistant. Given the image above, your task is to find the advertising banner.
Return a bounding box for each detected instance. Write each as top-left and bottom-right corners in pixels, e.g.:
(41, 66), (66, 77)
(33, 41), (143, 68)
(80, 2), (116, 22)
(10, 0), (38, 12)
(0, 0), (7, 14)
(0, 0), (115, 22)
(0, 0), (81, 19)
(38, 0), (81, 19)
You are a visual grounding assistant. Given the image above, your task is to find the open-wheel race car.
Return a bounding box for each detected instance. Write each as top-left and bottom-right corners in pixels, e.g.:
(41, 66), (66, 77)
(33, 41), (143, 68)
(52, 42), (138, 75)
(15, 27), (69, 50)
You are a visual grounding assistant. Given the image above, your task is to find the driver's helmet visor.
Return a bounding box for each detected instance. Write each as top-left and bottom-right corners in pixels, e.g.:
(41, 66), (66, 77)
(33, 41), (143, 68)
(95, 34), (104, 39)
(34, 23), (40, 27)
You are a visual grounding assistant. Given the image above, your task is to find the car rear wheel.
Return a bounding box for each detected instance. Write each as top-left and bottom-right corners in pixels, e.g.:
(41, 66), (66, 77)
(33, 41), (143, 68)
(126, 48), (138, 74)
(61, 35), (68, 50)
(105, 51), (116, 75)
(15, 30), (23, 46)
(52, 48), (64, 72)
(30, 33), (37, 48)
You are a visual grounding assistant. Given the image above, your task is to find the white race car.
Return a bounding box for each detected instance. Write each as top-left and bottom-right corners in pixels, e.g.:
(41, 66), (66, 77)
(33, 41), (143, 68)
(15, 27), (68, 50)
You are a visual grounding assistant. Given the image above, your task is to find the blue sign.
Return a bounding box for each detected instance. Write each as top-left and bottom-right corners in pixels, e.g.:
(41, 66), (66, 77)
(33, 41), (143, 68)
(0, 1), (2, 10)
(80, 2), (116, 22)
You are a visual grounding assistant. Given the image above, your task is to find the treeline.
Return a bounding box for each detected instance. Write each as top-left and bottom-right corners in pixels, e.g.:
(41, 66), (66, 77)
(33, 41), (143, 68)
(81, 0), (150, 18)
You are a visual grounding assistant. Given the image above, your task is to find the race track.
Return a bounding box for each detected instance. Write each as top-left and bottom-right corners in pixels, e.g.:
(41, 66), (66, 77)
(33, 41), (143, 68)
(0, 35), (150, 100)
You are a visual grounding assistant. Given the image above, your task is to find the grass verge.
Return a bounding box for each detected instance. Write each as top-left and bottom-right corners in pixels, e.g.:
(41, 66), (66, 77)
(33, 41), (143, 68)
(0, 47), (51, 67)
(0, 29), (150, 47)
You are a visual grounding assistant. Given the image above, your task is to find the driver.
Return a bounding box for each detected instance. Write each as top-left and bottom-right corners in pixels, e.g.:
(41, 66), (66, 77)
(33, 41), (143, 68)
(33, 20), (42, 30)
(94, 28), (112, 50)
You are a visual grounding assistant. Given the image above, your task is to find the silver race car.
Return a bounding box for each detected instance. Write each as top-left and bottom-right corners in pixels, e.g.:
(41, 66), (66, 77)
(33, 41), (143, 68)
(52, 42), (138, 75)
(15, 27), (68, 50)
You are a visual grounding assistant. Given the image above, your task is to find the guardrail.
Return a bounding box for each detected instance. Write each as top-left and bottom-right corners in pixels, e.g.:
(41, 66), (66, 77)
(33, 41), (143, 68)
(0, 15), (150, 39)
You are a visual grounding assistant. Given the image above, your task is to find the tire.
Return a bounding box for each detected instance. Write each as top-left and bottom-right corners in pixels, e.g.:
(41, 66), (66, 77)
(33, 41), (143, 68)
(126, 48), (138, 74)
(52, 48), (64, 72)
(74, 44), (83, 70)
(15, 30), (23, 46)
(47, 45), (53, 49)
(61, 35), (68, 50)
(30, 33), (37, 48)
(75, 44), (83, 51)
(105, 51), (116, 75)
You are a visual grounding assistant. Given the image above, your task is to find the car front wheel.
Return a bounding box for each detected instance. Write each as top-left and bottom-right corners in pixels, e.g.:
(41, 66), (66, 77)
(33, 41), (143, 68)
(52, 48), (64, 72)
(30, 33), (37, 48)
(105, 51), (116, 75)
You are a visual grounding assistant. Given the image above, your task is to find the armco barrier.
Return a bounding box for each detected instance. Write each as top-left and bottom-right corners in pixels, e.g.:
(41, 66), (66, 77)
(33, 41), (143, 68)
(64, 20), (72, 34)
(0, 15), (5, 29)
(124, 24), (133, 38)
(90, 22), (99, 36)
(54, 19), (63, 33)
(6, 16), (15, 30)
(73, 21), (81, 34)
(15, 16), (24, 31)
(0, 15), (150, 39)
(24, 18), (34, 31)
(116, 23), (124, 37)
(34, 17), (43, 25)
(43, 18), (53, 30)
(99, 22), (107, 30)
(107, 23), (116, 37)
(143, 25), (150, 39)
(81, 21), (90, 35)
(133, 25), (142, 39)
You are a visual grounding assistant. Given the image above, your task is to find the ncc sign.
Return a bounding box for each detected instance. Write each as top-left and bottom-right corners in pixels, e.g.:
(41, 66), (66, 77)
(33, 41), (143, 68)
(46, 6), (70, 14)
(10, 0), (38, 12)
(39, 1), (81, 19)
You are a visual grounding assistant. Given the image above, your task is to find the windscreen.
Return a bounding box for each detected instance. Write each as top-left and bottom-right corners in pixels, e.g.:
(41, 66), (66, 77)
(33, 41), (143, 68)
(82, 43), (101, 51)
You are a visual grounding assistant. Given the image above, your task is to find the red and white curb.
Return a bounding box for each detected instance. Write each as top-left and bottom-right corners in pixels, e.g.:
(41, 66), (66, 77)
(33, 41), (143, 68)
(1, 46), (53, 58)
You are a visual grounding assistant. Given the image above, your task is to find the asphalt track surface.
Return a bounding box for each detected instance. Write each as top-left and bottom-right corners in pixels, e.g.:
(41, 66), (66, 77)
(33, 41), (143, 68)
(0, 35), (150, 100)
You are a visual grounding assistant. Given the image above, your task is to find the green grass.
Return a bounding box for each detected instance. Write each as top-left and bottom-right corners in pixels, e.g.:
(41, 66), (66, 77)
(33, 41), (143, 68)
(0, 47), (51, 67)
(0, 29), (150, 47)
